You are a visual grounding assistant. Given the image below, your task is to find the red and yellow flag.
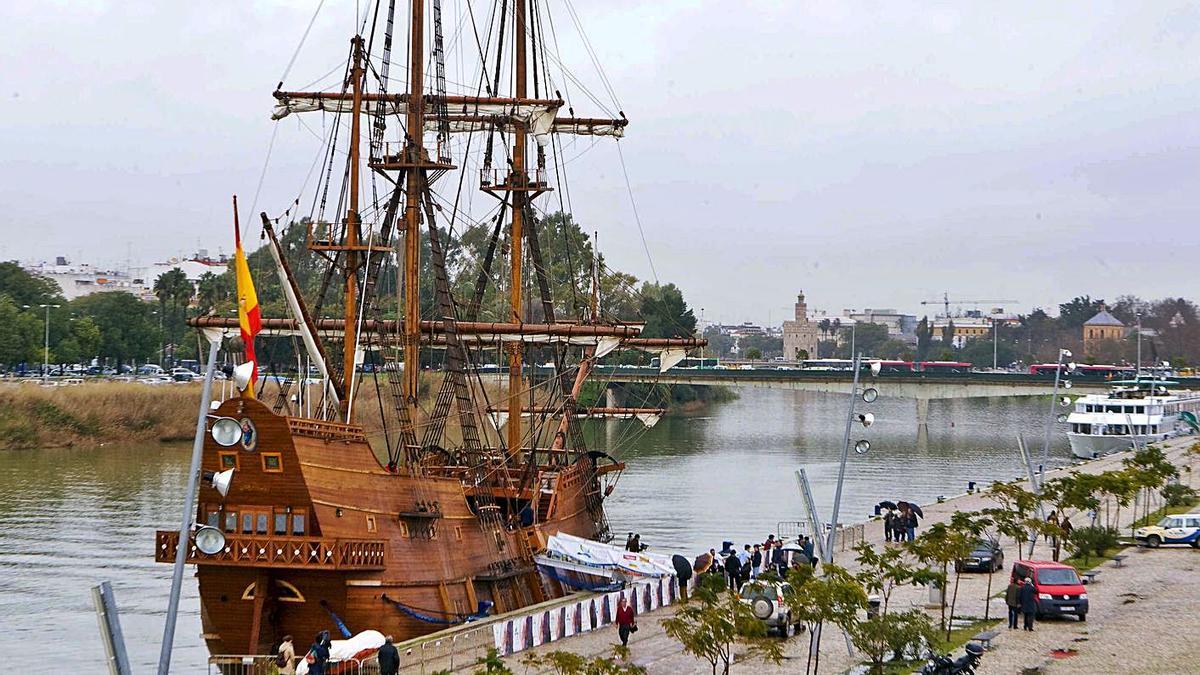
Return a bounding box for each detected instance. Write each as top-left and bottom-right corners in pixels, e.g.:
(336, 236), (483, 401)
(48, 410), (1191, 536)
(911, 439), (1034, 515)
(233, 196), (261, 396)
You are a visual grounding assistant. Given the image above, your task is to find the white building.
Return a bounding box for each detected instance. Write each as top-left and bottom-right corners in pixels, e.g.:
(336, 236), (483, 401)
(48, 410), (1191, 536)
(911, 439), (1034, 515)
(23, 257), (151, 301)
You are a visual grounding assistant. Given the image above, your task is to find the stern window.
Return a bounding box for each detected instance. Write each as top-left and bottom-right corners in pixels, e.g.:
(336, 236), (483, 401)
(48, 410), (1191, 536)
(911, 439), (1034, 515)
(218, 452), (239, 470)
(224, 511), (238, 533)
(261, 453), (283, 473)
(291, 511), (307, 535)
(274, 512), (288, 535)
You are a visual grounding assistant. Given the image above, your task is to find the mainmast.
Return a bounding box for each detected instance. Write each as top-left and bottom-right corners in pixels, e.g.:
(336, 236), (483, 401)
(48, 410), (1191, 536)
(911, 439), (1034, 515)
(507, 0), (530, 455)
(402, 0), (425, 407)
(343, 36), (366, 416)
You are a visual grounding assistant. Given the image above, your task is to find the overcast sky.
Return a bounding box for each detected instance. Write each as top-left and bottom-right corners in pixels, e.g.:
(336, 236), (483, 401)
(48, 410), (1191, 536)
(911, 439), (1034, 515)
(4, 1), (1199, 325)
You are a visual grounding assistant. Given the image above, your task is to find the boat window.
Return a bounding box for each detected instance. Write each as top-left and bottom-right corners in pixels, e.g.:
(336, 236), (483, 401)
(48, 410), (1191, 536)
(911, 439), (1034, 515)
(242, 513), (254, 533)
(256, 513), (269, 534)
(206, 508), (220, 528)
(218, 451), (238, 470)
(224, 511), (238, 533)
(292, 511), (306, 535)
(366, 516), (377, 533)
(274, 512), (288, 535)
(261, 453), (283, 473)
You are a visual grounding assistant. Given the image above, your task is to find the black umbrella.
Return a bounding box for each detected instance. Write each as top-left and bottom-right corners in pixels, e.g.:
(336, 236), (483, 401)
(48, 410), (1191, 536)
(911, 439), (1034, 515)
(908, 503), (925, 519)
(672, 554), (694, 582)
(877, 500), (898, 511)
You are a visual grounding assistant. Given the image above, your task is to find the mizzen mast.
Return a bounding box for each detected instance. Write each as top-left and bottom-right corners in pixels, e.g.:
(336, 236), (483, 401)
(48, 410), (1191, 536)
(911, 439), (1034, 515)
(507, 0), (530, 456)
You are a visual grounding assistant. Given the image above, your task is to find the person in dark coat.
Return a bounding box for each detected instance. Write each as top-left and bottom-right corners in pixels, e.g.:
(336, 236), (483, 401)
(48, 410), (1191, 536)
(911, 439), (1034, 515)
(1018, 576), (1039, 631)
(307, 631), (331, 675)
(1005, 578), (1022, 630)
(377, 635), (400, 675)
(802, 536), (817, 569)
(883, 509), (895, 543)
(724, 551), (741, 591)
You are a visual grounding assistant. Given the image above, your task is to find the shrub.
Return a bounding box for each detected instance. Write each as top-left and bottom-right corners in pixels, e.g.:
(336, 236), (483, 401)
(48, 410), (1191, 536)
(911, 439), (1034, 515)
(1066, 526), (1120, 563)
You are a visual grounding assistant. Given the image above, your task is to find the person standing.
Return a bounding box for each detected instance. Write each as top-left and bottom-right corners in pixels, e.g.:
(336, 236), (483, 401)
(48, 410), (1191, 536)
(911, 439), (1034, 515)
(883, 508), (895, 543)
(802, 536), (817, 569)
(1019, 575), (1038, 631)
(306, 631), (331, 675)
(1005, 579), (1022, 630)
(905, 509), (919, 542)
(724, 549), (741, 591)
(616, 596), (637, 647)
(1054, 518), (1073, 562)
(276, 635), (296, 675)
(377, 635), (400, 675)
(750, 544), (764, 579)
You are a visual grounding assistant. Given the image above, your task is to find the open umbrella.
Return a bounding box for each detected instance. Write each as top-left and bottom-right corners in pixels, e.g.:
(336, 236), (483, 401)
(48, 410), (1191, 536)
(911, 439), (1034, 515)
(908, 503), (925, 519)
(877, 500), (898, 511)
(692, 552), (713, 574)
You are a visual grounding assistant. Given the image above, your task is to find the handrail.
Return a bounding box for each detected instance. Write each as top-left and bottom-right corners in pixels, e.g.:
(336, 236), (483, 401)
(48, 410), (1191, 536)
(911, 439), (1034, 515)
(155, 531), (386, 570)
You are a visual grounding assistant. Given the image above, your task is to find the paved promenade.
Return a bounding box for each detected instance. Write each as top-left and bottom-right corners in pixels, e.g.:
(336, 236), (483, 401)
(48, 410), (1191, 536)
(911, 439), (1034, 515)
(508, 435), (1200, 674)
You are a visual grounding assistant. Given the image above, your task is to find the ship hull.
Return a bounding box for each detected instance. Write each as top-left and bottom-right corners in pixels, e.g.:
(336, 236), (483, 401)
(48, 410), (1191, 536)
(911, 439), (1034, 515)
(1066, 432), (1168, 459)
(162, 397), (610, 657)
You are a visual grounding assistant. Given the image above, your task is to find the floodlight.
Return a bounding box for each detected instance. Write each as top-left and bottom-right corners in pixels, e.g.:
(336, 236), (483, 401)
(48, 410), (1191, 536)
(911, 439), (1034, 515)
(210, 417), (242, 447)
(232, 362), (256, 391)
(203, 468), (235, 498)
(869, 361), (882, 377)
(854, 440), (871, 454)
(861, 388), (879, 403)
(857, 413), (875, 428)
(194, 525), (226, 556)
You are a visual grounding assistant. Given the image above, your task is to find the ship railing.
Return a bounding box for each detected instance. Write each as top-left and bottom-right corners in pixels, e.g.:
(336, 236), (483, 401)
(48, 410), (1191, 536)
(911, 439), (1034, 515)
(208, 655), (381, 675)
(155, 530), (386, 570)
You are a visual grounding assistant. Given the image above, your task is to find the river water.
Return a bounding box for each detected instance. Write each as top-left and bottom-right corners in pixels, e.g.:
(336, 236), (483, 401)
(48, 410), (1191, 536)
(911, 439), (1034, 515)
(0, 389), (1069, 672)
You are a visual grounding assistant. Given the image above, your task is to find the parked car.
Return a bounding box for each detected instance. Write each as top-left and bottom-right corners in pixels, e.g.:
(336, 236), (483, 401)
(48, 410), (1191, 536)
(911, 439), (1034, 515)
(1134, 513), (1200, 548)
(956, 538), (1005, 573)
(170, 367), (196, 382)
(739, 580), (803, 637)
(1010, 560), (1088, 621)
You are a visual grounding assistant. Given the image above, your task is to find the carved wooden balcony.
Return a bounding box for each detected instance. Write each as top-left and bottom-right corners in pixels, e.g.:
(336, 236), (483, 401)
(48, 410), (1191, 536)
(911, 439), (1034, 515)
(155, 531), (386, 571)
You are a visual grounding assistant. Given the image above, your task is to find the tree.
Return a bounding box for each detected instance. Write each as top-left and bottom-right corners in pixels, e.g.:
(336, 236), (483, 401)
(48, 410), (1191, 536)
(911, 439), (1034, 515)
(195, 271), (234, 314)
(745, 347), (763, 360)
(984, 480), (1040, 555)
(835, 323), (889, 358)
(0, 261), (63, 307)
(852, 542), (938, 615)
(637, 282), (696, 339)
(1123, 444), (1180, 522)
(0, 295), (43, 367)
(661, 573), (783, 675)
(940, 321), (955, 347)
(945, 511), (991, 630)
(71, 292), (161, 366)
(1058, 296), (1105, 329)
(846, 609), (936, 672)
(781, 564), (867, 675)
(906, 522), (969, 638)
(915, 317), (934, 361)
(520, 648), (646, 675)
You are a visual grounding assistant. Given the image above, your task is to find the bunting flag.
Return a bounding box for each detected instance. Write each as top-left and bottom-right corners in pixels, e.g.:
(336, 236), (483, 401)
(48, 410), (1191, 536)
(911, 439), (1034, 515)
(233, 196), (261, 396)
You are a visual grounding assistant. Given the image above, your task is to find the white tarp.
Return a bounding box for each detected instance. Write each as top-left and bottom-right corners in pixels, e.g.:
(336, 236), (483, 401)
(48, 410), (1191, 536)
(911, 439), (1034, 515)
(545, 532), (675, 578)
(295, 630), (385, 675)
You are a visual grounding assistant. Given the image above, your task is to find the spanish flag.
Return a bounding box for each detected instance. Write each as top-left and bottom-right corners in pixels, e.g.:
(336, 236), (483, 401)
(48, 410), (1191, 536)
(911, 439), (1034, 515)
(233, 196), (261, 397)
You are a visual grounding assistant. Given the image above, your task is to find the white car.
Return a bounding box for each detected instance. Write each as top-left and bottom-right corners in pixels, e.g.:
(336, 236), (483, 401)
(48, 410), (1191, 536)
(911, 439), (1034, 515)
(739, 580), (803, 637)
(1134, 513), (1200, 548)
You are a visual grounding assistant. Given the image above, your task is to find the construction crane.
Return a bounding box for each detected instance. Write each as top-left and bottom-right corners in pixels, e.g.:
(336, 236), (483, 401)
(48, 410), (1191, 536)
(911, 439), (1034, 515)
(920, 292), (1019, 319)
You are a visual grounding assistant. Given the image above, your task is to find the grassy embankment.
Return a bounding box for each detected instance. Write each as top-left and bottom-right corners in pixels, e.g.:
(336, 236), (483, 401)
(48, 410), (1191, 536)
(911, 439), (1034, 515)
(0, 372), (735, 450)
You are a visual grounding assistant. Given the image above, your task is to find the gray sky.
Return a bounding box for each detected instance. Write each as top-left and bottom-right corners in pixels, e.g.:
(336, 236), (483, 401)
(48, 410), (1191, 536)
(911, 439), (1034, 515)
(4, 1), (1199, 326)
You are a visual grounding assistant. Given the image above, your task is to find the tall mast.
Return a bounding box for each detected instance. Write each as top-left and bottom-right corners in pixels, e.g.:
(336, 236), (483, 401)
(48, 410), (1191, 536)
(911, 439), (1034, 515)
(507, 0), (529, 455)
(403, 0), (426, 406)
(342, 36), (366, 416)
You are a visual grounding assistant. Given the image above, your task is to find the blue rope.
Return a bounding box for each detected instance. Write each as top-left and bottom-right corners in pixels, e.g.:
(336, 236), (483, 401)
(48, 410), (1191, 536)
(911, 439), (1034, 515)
(381, 594), (492, 625)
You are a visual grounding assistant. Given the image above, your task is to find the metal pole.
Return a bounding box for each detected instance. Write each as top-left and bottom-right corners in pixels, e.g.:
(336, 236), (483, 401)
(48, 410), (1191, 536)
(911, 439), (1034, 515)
(43, 304), (51, 380)
(93, 581), (132, 675)
(993, 319), (998, 370)
(825, 352), (862, 565)
(1136, 313), (1142, 379)
(158, 333), (221, 675)
(1017, 435), (1046, 559)
(1039, 349), (1065, 483)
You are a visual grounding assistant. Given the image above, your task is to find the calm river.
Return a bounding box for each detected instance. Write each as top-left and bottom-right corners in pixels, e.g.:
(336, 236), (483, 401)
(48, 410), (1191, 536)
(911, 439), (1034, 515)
(0, 389), (1069, 671)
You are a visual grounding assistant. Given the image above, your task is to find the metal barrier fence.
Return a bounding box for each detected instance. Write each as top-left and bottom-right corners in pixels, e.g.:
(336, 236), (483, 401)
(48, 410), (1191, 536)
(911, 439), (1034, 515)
(832, 523), (866, 552)
(208, 655), (384, 675)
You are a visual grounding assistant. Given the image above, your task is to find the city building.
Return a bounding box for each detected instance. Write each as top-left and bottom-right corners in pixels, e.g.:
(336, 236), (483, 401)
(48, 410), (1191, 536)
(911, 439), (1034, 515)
(22, 257), (151, 301)
(931, 317), (992, 348)
(782, 291), (819, 360)
(842, 308), (918, 343)
(1083, 307), (1125, 355)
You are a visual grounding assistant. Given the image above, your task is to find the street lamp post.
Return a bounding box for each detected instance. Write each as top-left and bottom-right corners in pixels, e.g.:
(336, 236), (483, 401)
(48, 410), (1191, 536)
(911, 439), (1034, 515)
(1039, 348), (1071, 486)
(39, 304), (61, 380)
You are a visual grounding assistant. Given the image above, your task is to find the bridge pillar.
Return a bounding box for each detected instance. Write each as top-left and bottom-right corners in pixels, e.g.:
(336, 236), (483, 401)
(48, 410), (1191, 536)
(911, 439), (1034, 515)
(915, 398), (930, 427)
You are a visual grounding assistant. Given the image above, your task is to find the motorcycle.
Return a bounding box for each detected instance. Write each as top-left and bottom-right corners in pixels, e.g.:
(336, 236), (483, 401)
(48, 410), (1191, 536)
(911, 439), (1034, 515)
(918, 642), (984, 675)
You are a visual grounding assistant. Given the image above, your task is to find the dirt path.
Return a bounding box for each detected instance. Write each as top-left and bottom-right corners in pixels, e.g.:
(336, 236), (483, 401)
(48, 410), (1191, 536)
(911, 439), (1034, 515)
(507, 436), (1199, 674)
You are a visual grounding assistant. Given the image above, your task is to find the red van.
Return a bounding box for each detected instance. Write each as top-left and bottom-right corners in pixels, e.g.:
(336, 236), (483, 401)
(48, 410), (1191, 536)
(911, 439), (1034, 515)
(1011, 560), (1088, 621)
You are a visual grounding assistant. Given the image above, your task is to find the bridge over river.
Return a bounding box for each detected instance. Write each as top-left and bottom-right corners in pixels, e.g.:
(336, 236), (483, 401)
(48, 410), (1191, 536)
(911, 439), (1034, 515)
(572, 366), (1200, 426)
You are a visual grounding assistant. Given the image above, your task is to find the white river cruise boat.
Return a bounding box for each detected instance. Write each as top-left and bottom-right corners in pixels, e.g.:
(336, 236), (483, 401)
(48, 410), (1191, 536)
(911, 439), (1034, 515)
(1066, 379), (1200, 459)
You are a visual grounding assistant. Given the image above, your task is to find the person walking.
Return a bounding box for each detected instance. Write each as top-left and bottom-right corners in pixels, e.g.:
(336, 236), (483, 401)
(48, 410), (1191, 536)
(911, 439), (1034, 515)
(616, 596), (637, 647)
(306, 631), (331, 675)
(1054, 518), (1073, 562)
(1019, 575), (1038, 631)
(1005, 579), (1022, 630)
(276, 635), (296, 675)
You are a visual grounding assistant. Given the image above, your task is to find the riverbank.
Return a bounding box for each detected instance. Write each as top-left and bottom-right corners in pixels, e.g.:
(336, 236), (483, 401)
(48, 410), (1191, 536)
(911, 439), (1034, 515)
(506, 435), (1200, 674)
